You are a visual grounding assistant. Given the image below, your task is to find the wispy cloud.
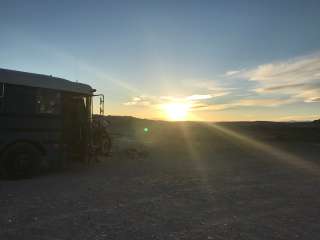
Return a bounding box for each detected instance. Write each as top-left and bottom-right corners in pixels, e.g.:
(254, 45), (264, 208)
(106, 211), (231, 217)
(123, 95), (153, 106)
(233, 53), (320, 84)
(123, 77), (233, 109)
(256, 83), (308, 92)
(124, 90), (230, 109)
(225, 70), (242, 76)
(125, 52), (320, 114)
(191, 97), (295, 111)
(226, 52), (320, 103)
(295, 88), (320, 102)
(186, 94), (213, 100)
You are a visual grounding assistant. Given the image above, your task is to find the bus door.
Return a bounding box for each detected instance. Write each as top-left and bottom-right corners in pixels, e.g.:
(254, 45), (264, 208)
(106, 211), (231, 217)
(62, 94), (89, 161)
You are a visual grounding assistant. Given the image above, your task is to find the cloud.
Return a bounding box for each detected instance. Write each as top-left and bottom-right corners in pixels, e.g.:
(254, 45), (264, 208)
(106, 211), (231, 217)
(226, 52), (320, 103)
(225, 70), (242, 76)
(245, 54), (320, 85)
(125, 52), (320, 113)
(235, 98), (295, 107)
(123, 95), (152, 106)
(123, 101), (137, 106)
(124, 87), (231, 109)
(191, 97), (295, 112)
(310, 98), (320, 102)
(133, 97), (142, 101)
(123, 101), (150, 106)
(295, 88), (320, 102)
(186, 94), (213, 100)
(227, 53), (320, 84)
(256, 83), (307, 92)
(124, 88), (294, 112)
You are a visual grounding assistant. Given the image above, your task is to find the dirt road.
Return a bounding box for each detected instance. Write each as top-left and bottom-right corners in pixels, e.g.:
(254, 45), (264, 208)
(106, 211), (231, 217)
(1, 122), (320, 239)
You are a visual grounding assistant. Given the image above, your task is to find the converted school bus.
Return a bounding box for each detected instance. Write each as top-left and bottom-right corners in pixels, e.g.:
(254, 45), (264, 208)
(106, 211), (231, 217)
(0, 68), (103, 178)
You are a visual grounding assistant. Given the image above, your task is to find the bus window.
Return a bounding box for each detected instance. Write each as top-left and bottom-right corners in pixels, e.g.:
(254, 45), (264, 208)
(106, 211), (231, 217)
(36, 89), (61, 115)
(4, 84), (36, 114)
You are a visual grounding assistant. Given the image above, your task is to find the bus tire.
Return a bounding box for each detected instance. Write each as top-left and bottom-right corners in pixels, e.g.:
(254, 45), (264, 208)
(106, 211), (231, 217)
(1, 143), (42, 179)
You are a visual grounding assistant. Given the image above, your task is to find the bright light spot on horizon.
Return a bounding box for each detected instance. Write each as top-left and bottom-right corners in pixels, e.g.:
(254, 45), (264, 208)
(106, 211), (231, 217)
(163, 102), (190, 121)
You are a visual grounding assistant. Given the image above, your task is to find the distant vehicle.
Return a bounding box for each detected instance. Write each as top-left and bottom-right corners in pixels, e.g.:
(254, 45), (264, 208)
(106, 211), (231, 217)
(0, 68), (106, 178)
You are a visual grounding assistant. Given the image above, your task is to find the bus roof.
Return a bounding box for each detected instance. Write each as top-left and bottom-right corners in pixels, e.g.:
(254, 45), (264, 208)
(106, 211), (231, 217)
(0, 68), (94, 95)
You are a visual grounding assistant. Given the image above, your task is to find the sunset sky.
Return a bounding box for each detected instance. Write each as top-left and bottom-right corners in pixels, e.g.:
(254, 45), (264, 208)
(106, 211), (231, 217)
(1, 0), (320, 121)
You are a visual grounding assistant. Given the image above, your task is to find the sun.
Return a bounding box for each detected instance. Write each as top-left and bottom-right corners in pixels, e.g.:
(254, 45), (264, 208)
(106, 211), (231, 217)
(163, 103), (190, 121)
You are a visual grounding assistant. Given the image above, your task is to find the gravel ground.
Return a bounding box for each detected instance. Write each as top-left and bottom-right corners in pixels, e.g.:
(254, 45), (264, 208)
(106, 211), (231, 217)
(1, 123), (320, 240)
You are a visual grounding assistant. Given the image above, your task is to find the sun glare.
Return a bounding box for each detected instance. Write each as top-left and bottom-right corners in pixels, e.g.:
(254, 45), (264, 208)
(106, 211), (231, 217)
(163, 103), (190, 121)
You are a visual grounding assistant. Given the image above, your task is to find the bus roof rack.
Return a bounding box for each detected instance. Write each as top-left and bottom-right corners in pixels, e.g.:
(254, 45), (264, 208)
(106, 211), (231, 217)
(0, 68), (93, 95)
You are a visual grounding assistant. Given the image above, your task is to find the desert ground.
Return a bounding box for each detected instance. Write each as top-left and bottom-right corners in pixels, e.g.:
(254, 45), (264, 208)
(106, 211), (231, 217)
(1, 117), (320, 240)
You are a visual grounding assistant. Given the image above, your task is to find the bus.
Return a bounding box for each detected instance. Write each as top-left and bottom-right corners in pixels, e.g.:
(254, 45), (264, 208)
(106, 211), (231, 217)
(0, 68), (104, 178)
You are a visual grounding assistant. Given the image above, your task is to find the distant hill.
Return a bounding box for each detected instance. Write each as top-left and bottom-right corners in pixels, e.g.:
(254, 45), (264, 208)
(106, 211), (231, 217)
(100, 115), (320, 143)
(313, 119), (320, 124)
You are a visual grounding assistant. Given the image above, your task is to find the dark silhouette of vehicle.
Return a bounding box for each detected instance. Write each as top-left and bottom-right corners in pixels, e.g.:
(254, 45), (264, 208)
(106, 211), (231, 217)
(0, 68), (106, 178)
(91, 115), (112, 160)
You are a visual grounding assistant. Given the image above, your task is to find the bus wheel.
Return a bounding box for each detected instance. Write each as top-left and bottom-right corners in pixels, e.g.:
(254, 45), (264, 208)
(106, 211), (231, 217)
(1, 143), (41, 179)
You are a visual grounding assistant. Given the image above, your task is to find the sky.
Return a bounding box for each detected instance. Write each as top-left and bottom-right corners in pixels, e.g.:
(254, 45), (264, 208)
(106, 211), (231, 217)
(1, 0), (320, 121)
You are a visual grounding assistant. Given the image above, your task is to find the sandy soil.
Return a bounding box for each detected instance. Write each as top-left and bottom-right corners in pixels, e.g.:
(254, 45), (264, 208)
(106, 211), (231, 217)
(1, 119), (320, 239)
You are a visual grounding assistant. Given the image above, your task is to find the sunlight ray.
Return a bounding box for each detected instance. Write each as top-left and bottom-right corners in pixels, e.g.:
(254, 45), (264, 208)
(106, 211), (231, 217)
(202, 122), (320, 175)
(178, 123), (210, 186)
